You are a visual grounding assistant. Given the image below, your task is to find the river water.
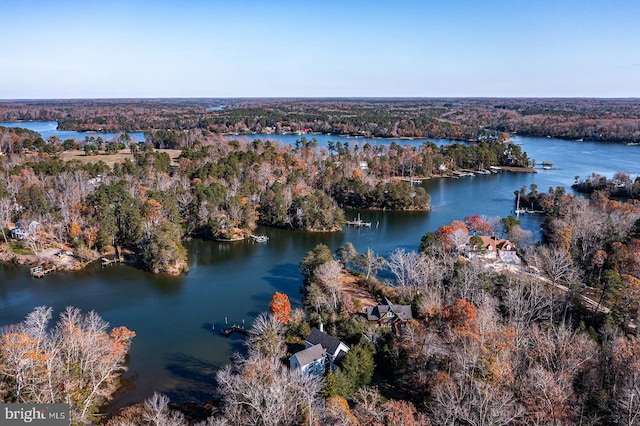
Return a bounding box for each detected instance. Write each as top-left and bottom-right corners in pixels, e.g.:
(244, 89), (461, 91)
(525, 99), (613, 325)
(1, 123), (639, 409)
(0, 120), (146, 143)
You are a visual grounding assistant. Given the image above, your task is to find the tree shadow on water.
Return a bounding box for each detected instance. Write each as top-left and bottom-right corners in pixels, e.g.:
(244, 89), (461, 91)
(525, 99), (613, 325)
(263, 263), (303, 297)
(164, 353), (219, 403)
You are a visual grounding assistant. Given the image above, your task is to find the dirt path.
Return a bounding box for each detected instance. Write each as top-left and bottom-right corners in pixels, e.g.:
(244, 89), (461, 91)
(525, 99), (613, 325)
(337, 272), (378, 307)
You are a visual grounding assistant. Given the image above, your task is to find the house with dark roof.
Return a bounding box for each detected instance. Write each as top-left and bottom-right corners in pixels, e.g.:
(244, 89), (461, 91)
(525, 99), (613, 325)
(365, 297), (413, 333)
(290, 327), (350, 377)
(306, 327), (350, 368)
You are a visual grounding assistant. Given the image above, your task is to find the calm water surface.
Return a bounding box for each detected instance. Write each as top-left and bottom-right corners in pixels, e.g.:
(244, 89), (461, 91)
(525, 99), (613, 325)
(1, 126), (639, 408)
(0, 120), (146, 143)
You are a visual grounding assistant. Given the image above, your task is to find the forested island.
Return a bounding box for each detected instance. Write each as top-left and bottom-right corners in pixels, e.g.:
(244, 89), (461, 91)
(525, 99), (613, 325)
(572, 171), (640, 200)
(2, 97), (640, 143)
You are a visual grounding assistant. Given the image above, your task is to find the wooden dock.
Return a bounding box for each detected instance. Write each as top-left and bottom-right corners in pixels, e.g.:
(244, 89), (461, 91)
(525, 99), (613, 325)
(345, 214), (371, 228)
(221, 325), (250, 337)
(400, 177), (424, 184)
(101, 257), (123, 266)
(30, 266), (56, 278)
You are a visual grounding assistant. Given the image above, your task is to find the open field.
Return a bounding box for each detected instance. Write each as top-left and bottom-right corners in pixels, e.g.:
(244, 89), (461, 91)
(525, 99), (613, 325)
(59, 149), (183, 168)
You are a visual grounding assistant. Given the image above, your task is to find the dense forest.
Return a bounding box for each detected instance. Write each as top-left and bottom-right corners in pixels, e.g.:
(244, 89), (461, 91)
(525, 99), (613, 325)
(2, 97), (640, 143)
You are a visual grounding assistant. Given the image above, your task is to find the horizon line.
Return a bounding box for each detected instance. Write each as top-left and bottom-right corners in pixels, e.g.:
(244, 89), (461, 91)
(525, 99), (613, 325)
(1, 96), (640, 102)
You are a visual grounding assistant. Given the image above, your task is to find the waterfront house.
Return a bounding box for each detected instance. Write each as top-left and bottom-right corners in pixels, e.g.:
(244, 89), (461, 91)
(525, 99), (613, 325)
(10, 219), (39, 240)
(365, 297), (413, 333)
(289, 327), (350, 377)
(306, 327), (350, 369)
(289, 344), (327, 377)
(467, 235), (520, 264)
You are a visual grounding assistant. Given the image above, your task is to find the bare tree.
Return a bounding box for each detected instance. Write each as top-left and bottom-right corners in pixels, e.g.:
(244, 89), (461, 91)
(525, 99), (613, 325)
(607, 332), (640, 426)
(0, 197), (13, 227)
(502, 277), (552, 349)
(216, 355), (323, 426)
(355, 248), (385, 281)
(449, 228), (470, 250)
(386, 248), (427, 292)
(315, 259), (343, 311)
(143, 393), (187, 426)
(0, 306), (134, 424)
(352, 386), (386, 425)
(449, 259), (486, 305)
(531, 246), (580, 286)
(245, 313), (286, 359)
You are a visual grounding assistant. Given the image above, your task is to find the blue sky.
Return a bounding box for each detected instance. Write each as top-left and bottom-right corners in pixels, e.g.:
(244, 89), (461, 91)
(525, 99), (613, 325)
(1, 0), (639, 98)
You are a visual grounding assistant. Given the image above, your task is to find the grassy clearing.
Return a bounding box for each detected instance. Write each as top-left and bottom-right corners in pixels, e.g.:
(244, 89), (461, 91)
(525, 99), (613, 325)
(9, 242), (34, 255)
(59, 149), (183, 168)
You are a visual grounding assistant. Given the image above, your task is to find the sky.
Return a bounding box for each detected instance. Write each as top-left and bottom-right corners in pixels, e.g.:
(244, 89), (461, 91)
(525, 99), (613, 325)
(1, 0), (639, 99)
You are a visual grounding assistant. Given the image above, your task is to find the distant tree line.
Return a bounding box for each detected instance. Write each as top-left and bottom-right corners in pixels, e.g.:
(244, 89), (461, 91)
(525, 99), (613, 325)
(2, 98), (639, 143)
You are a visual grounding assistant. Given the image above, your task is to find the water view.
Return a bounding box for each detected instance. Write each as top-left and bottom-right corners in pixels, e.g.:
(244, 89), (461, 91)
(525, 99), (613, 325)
(1, 128), (639, 409)
(0, 120), (146, 143)
(3, 0), (638, 422)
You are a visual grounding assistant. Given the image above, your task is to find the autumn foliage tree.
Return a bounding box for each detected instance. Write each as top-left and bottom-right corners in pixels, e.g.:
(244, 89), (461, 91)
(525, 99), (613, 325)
(269, 291), (291, 324)
(443, 298), (479, 335)
(464, 215), (493, 235)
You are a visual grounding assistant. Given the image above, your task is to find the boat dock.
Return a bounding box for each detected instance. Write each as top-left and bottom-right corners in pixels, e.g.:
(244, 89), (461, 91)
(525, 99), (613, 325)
(515, 207), (544, 215)
(400, 177), (424, 184)
(221, 325), (250, 337)
(101, 257), (123, 266)
(30, 266), (56, 278)
(345, 214), (371, 228)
